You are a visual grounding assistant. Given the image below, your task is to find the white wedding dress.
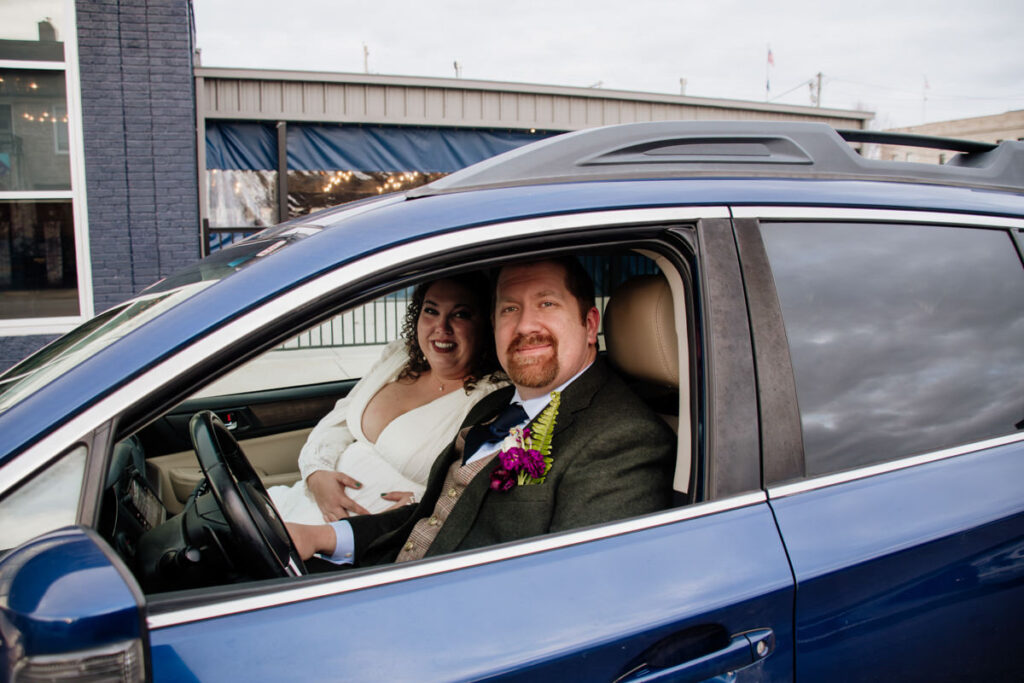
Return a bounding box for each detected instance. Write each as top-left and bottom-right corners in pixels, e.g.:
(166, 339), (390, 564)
(269, 341), (504, 524)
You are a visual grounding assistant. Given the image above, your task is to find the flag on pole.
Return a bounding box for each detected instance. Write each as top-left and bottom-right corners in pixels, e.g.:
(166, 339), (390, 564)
(766, 46), (774, 94)
(767, 48), (775, 67)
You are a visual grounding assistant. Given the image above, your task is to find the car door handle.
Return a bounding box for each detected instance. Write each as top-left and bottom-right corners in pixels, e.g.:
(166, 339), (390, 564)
(617, 628), (774, 683)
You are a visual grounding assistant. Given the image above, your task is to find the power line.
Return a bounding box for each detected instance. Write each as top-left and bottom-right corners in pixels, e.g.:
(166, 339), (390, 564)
(768, 76), (816, 102)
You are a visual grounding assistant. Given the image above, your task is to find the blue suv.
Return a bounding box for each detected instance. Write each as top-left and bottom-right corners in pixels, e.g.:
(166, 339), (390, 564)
(1, 122), (1023, 681)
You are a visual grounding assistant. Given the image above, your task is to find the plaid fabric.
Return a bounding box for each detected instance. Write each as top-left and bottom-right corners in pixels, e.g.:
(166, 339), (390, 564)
(395, 452), (498, 563)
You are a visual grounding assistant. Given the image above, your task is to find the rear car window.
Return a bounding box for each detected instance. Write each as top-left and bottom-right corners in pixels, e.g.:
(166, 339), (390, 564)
(762, 221), (1024, 476)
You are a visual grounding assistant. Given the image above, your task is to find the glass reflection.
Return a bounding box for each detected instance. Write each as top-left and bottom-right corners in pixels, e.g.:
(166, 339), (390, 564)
(0, 69), (71, 192)
(0, 1), (65, 61)
(762, 222), (1024, 475)
(0, 199), (78, 318)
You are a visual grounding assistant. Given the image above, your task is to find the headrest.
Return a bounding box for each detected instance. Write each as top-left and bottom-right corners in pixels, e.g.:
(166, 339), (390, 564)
(604, 274), (679, 388)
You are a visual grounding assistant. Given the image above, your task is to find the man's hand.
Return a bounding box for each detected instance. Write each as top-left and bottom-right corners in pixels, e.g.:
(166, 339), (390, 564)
(285, 522), (337, 561)
(306, 470), (371, 521)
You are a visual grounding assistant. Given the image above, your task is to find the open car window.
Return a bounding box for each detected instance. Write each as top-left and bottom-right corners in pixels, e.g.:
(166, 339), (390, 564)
(98, 242), (692, 597)
(194, 286), (415, 398)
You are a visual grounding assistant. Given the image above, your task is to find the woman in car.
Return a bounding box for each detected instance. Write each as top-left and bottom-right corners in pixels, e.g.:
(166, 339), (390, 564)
(269, 273), (506, 523)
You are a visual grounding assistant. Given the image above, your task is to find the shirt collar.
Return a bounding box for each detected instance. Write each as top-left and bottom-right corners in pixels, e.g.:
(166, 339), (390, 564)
(512, 361), (593, 421)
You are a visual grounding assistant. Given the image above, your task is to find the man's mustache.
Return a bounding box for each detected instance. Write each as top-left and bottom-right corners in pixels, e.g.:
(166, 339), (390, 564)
(507, 333), (557, 355)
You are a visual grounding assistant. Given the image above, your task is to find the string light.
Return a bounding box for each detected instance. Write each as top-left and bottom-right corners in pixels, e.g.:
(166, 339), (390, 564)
(321, 170), (356, 192)
(316, 169), (439, 197)
(19, 111), (68, 124)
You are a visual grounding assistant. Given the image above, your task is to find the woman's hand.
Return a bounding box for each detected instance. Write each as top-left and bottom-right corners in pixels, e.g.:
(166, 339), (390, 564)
(381, 490), (417, 511)
(306, 470), (371, 521)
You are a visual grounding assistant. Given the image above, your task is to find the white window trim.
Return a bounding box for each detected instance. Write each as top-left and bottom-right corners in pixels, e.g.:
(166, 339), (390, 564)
(0, 0), (94, 337)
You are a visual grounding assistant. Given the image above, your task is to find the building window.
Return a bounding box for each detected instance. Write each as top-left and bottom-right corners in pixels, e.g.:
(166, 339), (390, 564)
(0, 0), (89, 330)
(0, 69), (71, 192)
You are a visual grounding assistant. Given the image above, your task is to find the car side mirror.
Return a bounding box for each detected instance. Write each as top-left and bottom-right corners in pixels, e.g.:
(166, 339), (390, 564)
(0, 527), (147, 681)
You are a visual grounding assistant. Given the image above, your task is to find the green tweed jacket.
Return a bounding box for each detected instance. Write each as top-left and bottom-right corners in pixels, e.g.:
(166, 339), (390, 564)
(349, 357), (676, 566)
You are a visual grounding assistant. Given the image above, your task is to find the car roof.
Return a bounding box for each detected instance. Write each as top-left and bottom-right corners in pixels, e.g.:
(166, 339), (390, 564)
(409, 121), (1024, 196)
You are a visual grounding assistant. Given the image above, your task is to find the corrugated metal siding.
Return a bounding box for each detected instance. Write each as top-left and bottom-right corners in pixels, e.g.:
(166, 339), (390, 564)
(198, 69), (870, 131)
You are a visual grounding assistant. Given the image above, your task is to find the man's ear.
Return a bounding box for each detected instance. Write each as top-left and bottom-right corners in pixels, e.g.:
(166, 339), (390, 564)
(585, 306), (600, 345)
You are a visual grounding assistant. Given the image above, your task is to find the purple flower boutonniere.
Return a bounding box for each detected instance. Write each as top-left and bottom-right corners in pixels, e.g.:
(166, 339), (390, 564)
(489, 391), (560, 492)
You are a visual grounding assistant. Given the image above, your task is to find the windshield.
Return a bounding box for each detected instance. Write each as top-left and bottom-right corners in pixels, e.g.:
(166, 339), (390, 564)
(0, 280), (216, 414)
(0, 220), (335, 415)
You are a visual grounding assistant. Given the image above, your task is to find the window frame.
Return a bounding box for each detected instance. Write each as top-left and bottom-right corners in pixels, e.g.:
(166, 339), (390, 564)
(136, 228), (709, 622)
(0, 0), (94, 335)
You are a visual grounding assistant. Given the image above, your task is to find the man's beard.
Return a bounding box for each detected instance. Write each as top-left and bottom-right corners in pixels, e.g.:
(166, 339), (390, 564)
(505, 333), (559, 388)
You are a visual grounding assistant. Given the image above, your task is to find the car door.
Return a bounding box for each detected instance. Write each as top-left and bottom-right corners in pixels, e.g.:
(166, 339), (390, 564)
(737, 209), (1024, 681)
(2, 209), (797, 681)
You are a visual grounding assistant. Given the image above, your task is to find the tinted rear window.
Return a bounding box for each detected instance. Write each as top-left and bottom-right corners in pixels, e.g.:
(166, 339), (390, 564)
(762, 221), (1024, 476)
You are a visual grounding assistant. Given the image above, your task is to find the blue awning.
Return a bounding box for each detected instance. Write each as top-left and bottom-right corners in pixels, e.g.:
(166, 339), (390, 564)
(206, 121), (553, 172)
(205, 122), (278, 171)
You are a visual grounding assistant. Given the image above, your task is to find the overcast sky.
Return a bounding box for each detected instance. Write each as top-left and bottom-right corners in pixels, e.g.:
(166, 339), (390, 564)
(193, 0), (1023, 130)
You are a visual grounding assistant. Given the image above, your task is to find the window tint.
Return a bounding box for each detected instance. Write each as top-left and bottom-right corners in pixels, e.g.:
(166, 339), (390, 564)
(762, 221), (1024, 476)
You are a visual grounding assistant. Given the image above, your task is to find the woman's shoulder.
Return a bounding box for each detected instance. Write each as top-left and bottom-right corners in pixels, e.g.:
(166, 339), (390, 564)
(365, 340), (410, 378)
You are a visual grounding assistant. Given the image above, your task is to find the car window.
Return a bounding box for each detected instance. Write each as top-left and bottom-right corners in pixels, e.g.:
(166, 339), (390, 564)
(103, 246), (689, 594)
(762, 221), (1024, 476)
(0, 446), (86, 550)
(194, 287), (414, 397)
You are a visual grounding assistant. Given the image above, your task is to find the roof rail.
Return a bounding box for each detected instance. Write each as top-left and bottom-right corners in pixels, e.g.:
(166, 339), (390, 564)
(408, 121), (1024, 197)
(836, 129), (997, 154)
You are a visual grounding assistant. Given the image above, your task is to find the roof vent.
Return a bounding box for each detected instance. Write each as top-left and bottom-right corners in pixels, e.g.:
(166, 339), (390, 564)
(581, 136), (813, 166)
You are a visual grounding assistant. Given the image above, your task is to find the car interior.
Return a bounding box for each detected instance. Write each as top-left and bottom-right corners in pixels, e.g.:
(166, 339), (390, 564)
(95, 245), (694, 594)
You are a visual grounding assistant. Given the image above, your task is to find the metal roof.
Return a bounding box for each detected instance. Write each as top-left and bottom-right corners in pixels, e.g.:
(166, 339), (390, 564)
(195, 67), (873, 132)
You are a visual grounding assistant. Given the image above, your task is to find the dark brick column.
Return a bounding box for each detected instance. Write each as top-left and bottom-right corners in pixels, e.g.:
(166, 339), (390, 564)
(76, 0), (200, 313)
(0, 1), (200, 372)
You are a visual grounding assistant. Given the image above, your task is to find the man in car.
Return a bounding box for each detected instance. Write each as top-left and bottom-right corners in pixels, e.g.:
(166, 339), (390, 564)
(286, 257), (675, 566)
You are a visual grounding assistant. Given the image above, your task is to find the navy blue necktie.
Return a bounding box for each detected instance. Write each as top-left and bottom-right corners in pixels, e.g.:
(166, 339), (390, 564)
(462, 402), (528, 464)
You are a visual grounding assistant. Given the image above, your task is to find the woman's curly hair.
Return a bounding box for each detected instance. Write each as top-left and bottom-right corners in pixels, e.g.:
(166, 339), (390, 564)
(397, 272), (501, 392)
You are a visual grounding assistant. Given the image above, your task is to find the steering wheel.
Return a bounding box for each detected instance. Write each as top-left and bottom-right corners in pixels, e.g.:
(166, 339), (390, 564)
(189, 410), (305, 578)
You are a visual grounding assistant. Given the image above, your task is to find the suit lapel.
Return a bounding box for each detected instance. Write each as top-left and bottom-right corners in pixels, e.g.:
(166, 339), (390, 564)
(427, 360), (610, 556)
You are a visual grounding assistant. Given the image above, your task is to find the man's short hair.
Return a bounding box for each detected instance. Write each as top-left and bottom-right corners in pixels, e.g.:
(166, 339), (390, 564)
(554, 256), (597, 323)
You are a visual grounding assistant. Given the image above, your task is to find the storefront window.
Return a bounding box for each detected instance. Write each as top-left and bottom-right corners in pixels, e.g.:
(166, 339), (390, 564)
(0, 199), (78, 318)
(0, 69), (71, 192)
(286, 170), (444, 218)
(206, 169), (278, 228)
(0, 1), (85, 327)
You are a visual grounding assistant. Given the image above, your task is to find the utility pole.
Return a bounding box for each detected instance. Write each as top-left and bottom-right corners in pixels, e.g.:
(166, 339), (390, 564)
(815, 72), (823, 107)
(363, 43), (369, 74)
(453, 61), (462, 78)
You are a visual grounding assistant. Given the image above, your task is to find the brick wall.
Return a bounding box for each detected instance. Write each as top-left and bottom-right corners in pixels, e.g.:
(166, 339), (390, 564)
(0, 0), (200, 372)
(77, 0), (200, 312)
(0, 335), (58, 372)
